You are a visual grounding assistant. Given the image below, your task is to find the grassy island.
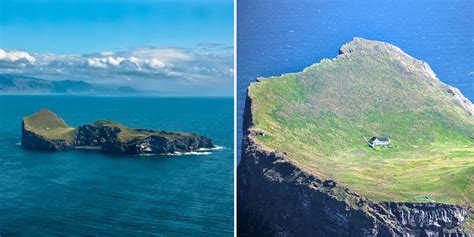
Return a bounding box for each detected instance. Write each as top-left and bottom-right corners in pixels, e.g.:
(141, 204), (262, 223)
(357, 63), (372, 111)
(22, 109), (214, 155)
(248, 38), (474, 206)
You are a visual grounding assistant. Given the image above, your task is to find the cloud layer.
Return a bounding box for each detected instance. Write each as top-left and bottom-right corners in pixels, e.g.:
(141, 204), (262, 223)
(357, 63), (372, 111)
(0, 44), (233, 96)
(0, 49), (36, 64)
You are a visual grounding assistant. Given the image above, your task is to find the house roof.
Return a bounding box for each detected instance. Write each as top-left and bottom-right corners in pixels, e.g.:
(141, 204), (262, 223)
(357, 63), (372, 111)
(369, 137), (389, 142)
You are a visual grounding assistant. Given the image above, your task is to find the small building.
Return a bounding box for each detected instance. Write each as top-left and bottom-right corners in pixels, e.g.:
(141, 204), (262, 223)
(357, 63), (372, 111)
(369, 137), (389, 148)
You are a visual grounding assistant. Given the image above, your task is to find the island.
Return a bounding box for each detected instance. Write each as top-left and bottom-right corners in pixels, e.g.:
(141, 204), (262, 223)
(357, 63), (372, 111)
(22, 109), (214, 155)
(238, 38), (474, 236)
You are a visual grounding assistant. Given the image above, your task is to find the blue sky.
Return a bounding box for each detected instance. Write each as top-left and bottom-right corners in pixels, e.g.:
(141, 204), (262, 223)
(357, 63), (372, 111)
(0, 0), (234, 54)
(0, 0), (234, 96)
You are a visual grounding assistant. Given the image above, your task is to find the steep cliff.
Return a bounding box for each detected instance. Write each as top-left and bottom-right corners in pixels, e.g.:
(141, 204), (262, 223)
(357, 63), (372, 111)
(238, 38), (473, 236)
(22, 109), (214, 155)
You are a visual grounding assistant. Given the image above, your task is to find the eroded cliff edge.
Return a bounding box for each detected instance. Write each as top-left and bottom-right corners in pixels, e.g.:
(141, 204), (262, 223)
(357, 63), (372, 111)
(22, 109), (214, 155)
(237, 38), (473, 236)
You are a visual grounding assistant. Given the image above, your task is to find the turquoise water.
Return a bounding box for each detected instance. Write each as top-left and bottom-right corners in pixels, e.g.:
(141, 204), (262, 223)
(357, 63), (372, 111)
(0, 96), (234, 236)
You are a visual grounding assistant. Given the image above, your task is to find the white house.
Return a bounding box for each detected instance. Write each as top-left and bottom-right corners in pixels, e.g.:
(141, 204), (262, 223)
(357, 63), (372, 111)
(369, 137), (389, 148)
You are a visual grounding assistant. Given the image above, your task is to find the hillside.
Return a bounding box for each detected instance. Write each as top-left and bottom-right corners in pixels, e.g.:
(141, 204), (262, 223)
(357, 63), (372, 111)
(247, 38), (474, 206)
(0, 74), (138, 95)
(0, 74), (94, 94)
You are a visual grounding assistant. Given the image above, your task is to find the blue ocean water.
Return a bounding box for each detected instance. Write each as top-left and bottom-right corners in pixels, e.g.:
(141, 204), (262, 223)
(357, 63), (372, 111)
(0, 96), (233, 236)
(237, 0), (474, 161)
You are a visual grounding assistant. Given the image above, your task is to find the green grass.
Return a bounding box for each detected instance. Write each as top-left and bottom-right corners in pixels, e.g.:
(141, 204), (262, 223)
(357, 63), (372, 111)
(23, 109), (76, 143)
(248, 38), (474, 206)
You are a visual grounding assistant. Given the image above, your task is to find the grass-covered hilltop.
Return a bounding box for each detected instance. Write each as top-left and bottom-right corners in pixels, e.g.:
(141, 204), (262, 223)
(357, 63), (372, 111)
(22, 109), (214, 155)
(238, 38), (474, 236)
(247, 38), (474, 206)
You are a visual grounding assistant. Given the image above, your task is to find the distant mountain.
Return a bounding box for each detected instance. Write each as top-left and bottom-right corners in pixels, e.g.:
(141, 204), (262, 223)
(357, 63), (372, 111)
(0, 74), (139, 95)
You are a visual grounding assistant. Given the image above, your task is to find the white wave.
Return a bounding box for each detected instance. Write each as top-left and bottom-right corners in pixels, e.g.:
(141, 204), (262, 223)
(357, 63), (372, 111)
(138, 150), (213, 156)
(198, 145), (225, 151)
(171, 151), (213, 156)
(15, 141), (21, 146)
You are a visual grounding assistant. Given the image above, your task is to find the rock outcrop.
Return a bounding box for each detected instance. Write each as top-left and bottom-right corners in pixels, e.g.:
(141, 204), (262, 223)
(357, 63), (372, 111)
(446, 86), (474, 116)
(21, 109), (214, 155)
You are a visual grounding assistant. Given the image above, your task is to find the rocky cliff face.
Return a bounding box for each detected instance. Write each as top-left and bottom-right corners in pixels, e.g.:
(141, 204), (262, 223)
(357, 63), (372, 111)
(73, 124), (213, 154)
(382, 202), (469, 235)
(238, 94), (473, 237)
(21, 109), (214, 155)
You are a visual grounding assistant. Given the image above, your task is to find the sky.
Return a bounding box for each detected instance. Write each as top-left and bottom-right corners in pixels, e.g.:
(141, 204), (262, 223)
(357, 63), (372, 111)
(0, 0), (234, 96)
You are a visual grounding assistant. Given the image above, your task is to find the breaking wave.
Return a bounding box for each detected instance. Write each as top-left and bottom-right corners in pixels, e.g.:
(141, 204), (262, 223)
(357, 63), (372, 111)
(171, 151), (213, 156)
(197, 145), (226, 151)
(137, 146), (226, 157)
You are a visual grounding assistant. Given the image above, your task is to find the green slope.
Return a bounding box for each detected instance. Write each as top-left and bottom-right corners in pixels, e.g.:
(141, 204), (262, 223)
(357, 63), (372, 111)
(248, 38), (474, 206)
(23, 109), (77, 143)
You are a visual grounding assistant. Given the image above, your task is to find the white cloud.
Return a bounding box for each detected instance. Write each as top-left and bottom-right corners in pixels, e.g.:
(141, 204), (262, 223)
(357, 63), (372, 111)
(147, 58), (166, 69)
(0, 45), (234, 96)
(86, 58), (107, 69)
(0, 49), (36, 63)
(86, 56), (125, 69)
(84, 55), (168, 71)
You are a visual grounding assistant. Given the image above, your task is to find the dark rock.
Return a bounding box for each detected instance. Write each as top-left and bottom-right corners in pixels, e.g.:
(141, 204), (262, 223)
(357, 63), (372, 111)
(323, 180), (337, 188)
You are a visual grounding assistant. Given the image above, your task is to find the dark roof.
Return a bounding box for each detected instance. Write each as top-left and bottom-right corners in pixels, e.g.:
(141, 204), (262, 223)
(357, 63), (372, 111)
(369, 137), (389, 142)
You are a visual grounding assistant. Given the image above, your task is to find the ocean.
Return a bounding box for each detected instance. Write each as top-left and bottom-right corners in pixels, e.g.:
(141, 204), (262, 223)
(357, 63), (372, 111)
(0, 96), (233, 236)
(237, 0), (474, 162)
